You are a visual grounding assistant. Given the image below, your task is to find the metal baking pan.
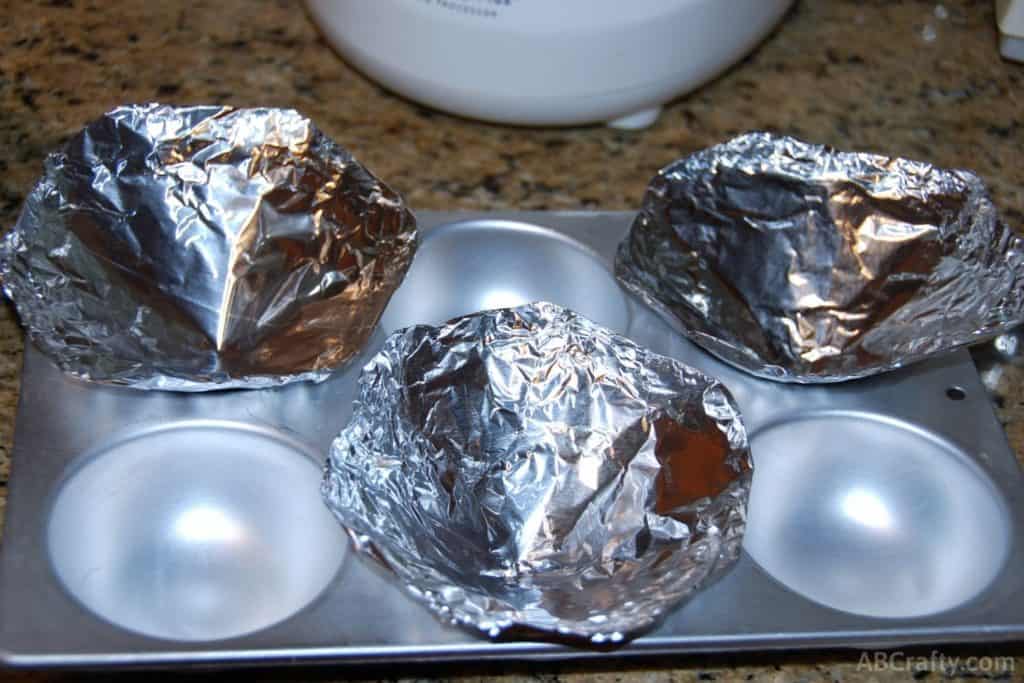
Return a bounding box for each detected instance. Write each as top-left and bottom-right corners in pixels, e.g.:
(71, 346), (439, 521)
(1, 211), (1022, 669)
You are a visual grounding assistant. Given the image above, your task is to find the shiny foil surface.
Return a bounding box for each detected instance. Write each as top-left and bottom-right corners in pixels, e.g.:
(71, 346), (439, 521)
(616, 132), (1024, 382)
(0, 104), (417, 390)
(323, 302), (751, 643)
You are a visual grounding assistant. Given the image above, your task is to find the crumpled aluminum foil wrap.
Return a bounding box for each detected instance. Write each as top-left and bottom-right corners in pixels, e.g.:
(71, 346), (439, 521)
(616, 132), (1024, 382)
(323, 302), (751, 643)
(0, 104), (417, 390)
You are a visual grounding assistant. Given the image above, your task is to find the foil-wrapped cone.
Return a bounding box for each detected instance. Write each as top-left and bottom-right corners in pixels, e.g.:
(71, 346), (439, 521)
(323, 302), (751, 643)
(616, 132), (1024, 382)
(0, 104), (417, 390)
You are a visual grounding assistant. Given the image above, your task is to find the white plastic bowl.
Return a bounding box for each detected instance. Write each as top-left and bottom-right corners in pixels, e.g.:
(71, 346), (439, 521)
(306, 0), (793, 128)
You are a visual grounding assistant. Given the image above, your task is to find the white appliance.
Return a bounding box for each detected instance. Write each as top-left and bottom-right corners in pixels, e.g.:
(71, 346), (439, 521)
(998, 0), (1024, 61)
(306, 0), (793, 128)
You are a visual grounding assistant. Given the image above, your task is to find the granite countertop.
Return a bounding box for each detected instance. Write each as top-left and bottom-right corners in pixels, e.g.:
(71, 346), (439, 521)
(1, 0), (1023, 680)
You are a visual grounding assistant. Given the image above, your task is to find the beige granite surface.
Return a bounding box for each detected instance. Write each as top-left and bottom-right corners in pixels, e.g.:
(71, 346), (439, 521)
(1, 0), (1023, 680)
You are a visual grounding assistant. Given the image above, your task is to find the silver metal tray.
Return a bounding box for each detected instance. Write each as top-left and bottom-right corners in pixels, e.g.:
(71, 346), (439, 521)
(1, 211), (1022, 669)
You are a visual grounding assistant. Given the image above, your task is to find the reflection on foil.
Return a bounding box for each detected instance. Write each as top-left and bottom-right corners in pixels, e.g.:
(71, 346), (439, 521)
(323, 302), (751, 643)
(616, 132), (1024, 383)
(0, 104), (417, 390)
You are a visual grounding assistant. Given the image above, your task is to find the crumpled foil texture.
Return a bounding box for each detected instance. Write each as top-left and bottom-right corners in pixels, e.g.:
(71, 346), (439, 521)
(616, 132), (1024, 382)
(323, 302), (751, 642)
(0, 104), (417, 390)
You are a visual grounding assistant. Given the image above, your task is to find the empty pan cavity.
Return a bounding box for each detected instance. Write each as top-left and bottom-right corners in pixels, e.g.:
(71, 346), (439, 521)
(380, 220), (630, 334)
(744, 411), (1011, 619)
(47, 421), (346, 642)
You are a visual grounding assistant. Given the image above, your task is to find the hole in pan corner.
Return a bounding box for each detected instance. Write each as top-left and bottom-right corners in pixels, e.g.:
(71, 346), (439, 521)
(946, 386), (967, 401)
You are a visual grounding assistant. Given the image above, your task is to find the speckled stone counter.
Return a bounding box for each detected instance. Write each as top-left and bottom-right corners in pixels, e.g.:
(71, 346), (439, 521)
(1, 0), (1022, 680)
